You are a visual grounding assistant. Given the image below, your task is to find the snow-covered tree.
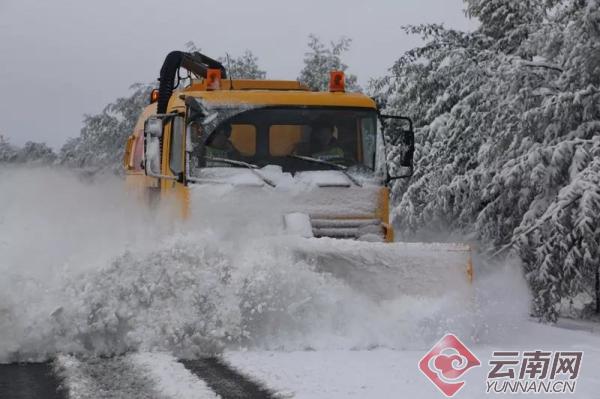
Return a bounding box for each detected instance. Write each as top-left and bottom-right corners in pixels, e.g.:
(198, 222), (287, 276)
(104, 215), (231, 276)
(185, 42), (267, 79)
(298, 34), (360, 92)
(0, 135), (57, 164)
(58, 83), (154, 173)
(373, 0), (600, 321)
(0, 134), (18, 162)
(15, 141), (57, 164)
(219, 50), (266, 80)
(465, 0), (546, 53)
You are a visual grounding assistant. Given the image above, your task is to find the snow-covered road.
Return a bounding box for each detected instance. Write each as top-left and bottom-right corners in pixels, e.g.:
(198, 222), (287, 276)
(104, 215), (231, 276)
(225, 320), (600, 398)
(2, 319), (600, 399)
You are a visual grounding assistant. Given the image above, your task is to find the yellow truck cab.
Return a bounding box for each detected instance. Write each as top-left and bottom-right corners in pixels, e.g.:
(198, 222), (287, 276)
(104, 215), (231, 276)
(123, 51), (415, 242)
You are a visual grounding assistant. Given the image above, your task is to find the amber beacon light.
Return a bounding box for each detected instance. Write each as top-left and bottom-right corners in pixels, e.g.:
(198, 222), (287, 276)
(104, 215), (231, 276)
(150, 89), (159, 104)
(206, 68), (222, 91)
(329, 71), (345, 92)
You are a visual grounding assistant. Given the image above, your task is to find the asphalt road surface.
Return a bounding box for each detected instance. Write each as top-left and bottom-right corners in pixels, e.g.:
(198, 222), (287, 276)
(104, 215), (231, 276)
(0, 356), (275, 399)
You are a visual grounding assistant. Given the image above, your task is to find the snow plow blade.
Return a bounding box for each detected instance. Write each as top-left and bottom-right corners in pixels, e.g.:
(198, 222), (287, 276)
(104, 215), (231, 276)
(289, 239), (473, 300)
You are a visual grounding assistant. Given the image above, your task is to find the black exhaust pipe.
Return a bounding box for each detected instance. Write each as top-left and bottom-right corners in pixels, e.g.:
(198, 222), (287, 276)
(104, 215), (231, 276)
(157, 51), (227, 114)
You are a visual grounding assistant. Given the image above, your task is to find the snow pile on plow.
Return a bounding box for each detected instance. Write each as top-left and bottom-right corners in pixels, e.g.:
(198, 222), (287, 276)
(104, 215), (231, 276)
(289, 239), (472, 300)
(1, 234), (475, 361)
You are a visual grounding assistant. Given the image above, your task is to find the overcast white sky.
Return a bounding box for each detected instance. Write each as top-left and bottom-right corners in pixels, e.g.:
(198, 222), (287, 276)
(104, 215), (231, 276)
(0, 0), (476, 149)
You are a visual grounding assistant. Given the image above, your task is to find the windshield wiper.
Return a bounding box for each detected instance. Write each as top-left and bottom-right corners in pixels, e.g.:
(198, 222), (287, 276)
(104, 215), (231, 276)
(287, 154), (362, 187)
(204, 156), (276, 187)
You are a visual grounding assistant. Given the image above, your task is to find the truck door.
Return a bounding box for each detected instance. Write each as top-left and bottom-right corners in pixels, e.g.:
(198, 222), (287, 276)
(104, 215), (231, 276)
(161, 115), (189, 217)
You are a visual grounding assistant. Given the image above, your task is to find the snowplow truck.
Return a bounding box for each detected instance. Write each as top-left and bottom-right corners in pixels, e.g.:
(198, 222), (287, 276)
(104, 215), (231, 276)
(124, 51), (473, 297)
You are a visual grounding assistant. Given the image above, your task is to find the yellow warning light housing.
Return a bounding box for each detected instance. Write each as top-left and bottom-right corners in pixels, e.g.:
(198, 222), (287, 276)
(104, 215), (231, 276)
(206, 68), (222, 91)
(329, 71), (345, 92)
(150, 89), (159, 103)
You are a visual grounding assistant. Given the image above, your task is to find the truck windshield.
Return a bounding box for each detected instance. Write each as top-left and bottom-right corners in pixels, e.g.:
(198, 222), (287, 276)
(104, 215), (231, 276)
(187, 107), (378, 175)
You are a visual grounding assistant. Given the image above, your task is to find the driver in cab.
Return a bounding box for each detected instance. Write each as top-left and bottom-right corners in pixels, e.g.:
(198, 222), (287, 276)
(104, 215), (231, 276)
(205, 123), (240, 160)
(310, 124), (345, 161)
(188, 122), (240, 168)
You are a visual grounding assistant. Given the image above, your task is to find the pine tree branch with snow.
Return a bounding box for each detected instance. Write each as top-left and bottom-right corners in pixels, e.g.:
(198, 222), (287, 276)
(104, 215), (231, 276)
(374, 0), (600, 322)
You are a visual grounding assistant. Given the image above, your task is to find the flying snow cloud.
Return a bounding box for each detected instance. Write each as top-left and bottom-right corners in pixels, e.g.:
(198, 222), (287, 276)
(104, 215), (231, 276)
(0, 167), (530, 362)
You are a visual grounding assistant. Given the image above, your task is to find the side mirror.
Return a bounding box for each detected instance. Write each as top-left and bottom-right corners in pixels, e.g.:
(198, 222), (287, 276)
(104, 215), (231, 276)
(379, 114), (415, 180)
(143, 116), (163, 176)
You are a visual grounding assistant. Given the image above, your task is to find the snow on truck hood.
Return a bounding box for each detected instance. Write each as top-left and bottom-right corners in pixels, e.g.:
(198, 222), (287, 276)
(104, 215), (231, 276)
(188, 166), (382, 238)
